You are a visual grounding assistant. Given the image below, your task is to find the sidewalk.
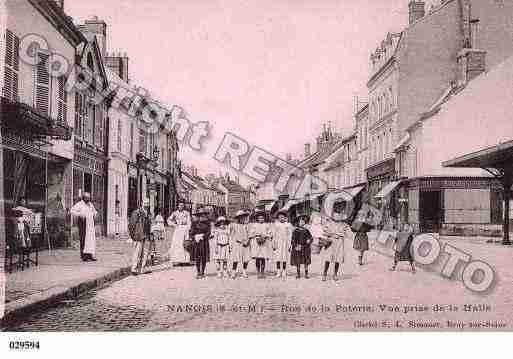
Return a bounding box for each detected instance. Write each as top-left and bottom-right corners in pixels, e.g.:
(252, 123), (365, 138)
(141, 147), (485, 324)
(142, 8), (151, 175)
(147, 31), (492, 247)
(1, 237), (136, 324)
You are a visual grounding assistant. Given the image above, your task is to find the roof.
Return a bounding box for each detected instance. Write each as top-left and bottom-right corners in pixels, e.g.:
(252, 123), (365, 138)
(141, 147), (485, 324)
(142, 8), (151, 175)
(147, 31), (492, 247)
(418, 54), (513, 165)
(443, 140), (513, 169)
(220, 179), (247, 193)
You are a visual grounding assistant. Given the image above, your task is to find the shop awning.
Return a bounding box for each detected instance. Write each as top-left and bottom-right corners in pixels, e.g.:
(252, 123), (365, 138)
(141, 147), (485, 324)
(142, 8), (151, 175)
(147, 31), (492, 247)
(1, 96), (72, 141)
(265, 201), (276, 211)
(330, 185), (365, 201)
(375, 180), (403, 199)
(280, 199), (299, 211)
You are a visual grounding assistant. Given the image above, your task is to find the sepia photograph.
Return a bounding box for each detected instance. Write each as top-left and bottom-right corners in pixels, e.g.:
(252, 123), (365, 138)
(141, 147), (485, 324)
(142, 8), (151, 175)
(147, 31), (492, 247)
(0, 0), (513, 346)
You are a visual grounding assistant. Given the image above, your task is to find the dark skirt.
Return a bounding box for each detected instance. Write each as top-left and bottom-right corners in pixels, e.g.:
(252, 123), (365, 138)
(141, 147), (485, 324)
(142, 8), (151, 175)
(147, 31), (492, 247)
(191, 240), (210, 262)
(353, 232), (369, 252)
(290, 245), (311, 266)
(394, 233), (414, 263)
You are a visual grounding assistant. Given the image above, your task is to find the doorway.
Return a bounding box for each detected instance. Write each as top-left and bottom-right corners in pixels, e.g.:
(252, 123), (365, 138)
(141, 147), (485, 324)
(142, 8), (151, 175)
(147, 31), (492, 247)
(420, 190), (442, 233)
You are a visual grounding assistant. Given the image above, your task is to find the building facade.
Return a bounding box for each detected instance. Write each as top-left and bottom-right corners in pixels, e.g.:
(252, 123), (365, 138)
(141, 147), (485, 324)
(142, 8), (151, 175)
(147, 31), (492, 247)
(1, 0), (79, 248)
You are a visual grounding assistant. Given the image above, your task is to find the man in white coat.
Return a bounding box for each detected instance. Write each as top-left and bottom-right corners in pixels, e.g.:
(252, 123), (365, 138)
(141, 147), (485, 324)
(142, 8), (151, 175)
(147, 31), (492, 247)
(70, 192), (98, 261)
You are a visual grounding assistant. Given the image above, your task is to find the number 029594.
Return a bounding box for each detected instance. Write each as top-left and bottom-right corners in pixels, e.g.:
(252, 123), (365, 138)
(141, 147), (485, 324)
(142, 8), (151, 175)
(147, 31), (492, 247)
(9, 341), (40, 350)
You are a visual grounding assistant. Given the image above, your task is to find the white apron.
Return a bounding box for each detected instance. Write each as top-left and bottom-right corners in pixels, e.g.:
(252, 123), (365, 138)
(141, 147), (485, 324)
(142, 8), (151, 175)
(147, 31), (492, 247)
(167, 210), (191, 263)
(320, 222), (350, 264)
(71, 201), (97, 256)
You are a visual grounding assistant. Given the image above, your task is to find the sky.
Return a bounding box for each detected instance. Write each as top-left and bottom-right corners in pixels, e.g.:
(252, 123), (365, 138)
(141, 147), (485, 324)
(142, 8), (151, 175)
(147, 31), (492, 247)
(65, 0), (439, 183)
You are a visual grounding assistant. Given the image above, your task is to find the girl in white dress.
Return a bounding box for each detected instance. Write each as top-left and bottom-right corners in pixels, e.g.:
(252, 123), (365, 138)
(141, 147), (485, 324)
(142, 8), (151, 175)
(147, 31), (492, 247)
(271, 210), (293, 279)
(213, 216), (231, 278)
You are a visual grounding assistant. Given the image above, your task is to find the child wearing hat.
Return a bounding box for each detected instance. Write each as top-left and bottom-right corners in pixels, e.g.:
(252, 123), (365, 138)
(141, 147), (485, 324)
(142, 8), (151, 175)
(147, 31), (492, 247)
(229, 210), (251, 279)
(249, 210), (272, 279)
(290, 214), (313, 279)
(213, 216), (231, 278)
(271, 210), (293, 279)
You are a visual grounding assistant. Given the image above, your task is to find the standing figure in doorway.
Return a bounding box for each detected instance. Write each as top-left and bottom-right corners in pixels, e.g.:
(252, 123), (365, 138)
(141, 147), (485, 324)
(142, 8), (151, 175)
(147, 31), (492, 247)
(167, 201), (192, 265)
(271, 210), (293, 280)
(290, 214), (313, 279)
(189, 207), (212, 279)
(229, 210), (251, 279)
(70, 192), (98, 262)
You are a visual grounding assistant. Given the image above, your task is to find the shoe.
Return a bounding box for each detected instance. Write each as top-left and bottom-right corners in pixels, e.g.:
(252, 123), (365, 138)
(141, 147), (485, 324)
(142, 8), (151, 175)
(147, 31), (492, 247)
(89, 257), (98, 262)
(305, 274), (310, 279)
(333, 275), (339, 281)
(296, 275), (300, 279)
(275, 271), (282, 278)
(196, 274), (202, 279)
(390, 266), (396, 271)
(322, 275), (327, 282)
(131, 271), (139, 276)
(243, 271), (248, 278)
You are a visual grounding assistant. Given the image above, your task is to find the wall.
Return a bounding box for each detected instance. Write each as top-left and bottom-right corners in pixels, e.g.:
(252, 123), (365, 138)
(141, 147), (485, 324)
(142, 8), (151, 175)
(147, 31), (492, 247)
(471, 0), (513, 70)
(397, 0), (462, 136)
(6, 0), (76, 160)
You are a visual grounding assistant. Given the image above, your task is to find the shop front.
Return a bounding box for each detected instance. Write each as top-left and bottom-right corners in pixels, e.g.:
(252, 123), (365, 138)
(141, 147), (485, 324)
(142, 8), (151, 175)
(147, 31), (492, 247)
(1, 96), (73, 250)
(366, 158), (397, 228)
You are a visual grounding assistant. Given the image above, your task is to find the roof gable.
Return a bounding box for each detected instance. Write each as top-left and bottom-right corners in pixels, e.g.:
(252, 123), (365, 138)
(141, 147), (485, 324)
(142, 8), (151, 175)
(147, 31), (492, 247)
(77, 36), (108, 90)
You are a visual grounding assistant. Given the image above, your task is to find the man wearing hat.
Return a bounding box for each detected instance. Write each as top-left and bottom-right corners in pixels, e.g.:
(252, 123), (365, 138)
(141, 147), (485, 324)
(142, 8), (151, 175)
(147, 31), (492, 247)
(229, 210), (251, 279)
(128, 198), (153, 275)
(271, 209), (293, 280)
(189, 206), (212, 279)
(70, 192), (98, 261)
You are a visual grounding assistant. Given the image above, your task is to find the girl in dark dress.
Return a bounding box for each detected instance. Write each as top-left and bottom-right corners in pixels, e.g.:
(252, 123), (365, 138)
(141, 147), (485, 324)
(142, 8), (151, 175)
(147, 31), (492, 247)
(391, 224), (416, 273)
(351, 207), (373, 265)
(189, 207), (212, 279)
(290, 215), (313, 279)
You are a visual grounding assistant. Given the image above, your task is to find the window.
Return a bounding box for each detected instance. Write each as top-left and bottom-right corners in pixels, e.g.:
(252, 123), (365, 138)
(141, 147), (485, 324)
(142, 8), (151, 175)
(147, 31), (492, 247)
(35, 51), (50, 115)
(130, 122), (134, 158)
(84, 102), (93, 143)
(161, 147), (165, 169)
(94, 105), (104, 148)
(3, 29), (19, 102)
(75, 94), (82, 138)
(57, 76), (68, 124)
(470, 19), (480, 48)
(117, 118), (122, 152)
(389, 86), (394, 109)
(139, 128), (146, 154)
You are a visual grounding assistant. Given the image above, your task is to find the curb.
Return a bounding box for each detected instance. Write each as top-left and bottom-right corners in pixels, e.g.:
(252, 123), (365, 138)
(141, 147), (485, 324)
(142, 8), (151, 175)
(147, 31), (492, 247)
(0, 265), (132, 327)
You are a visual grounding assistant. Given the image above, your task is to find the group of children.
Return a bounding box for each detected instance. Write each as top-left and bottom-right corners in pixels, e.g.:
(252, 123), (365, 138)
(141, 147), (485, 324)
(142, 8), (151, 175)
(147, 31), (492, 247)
(206, 208), (355, 281)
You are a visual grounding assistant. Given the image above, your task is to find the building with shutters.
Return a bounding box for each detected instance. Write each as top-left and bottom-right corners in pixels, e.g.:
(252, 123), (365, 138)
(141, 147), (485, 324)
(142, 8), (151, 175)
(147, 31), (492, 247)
(1, 0), (79, 248)
(72, 17), (109, 235)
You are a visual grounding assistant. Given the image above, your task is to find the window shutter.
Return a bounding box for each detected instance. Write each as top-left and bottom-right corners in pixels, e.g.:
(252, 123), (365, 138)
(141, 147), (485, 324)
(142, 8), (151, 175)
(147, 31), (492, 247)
(74, 93), (82, 137)
(3, 29), (19, 102)
(35, 52), (50, 115)
(57, 76), (68, 124)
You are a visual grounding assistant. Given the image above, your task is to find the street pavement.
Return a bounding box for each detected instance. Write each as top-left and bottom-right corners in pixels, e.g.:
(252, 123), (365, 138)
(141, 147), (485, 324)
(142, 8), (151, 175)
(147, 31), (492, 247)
(4, 234), (513, 331)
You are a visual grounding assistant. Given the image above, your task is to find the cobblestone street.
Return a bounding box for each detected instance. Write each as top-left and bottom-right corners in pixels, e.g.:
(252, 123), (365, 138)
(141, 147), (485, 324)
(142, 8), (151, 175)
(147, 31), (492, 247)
(4, 237), (513, 331)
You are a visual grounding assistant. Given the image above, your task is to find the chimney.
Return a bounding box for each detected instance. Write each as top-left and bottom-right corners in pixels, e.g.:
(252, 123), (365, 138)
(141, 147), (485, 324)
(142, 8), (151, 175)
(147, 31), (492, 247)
(79, 15), (107, 57)
(106, 52), (129, 83)
(457, 48), (486, 86)
(408, 1), (425, 25)
(304, 143), (311, 158)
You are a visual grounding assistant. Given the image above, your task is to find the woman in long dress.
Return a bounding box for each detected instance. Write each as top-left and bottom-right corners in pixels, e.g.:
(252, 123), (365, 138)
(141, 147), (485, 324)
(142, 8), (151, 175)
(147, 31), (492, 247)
(167, 202), (192, 265)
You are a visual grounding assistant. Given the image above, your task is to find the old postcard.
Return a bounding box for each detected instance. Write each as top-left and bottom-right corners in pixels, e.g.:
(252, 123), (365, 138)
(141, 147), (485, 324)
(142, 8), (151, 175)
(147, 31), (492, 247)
(1, 0), (513, 338)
